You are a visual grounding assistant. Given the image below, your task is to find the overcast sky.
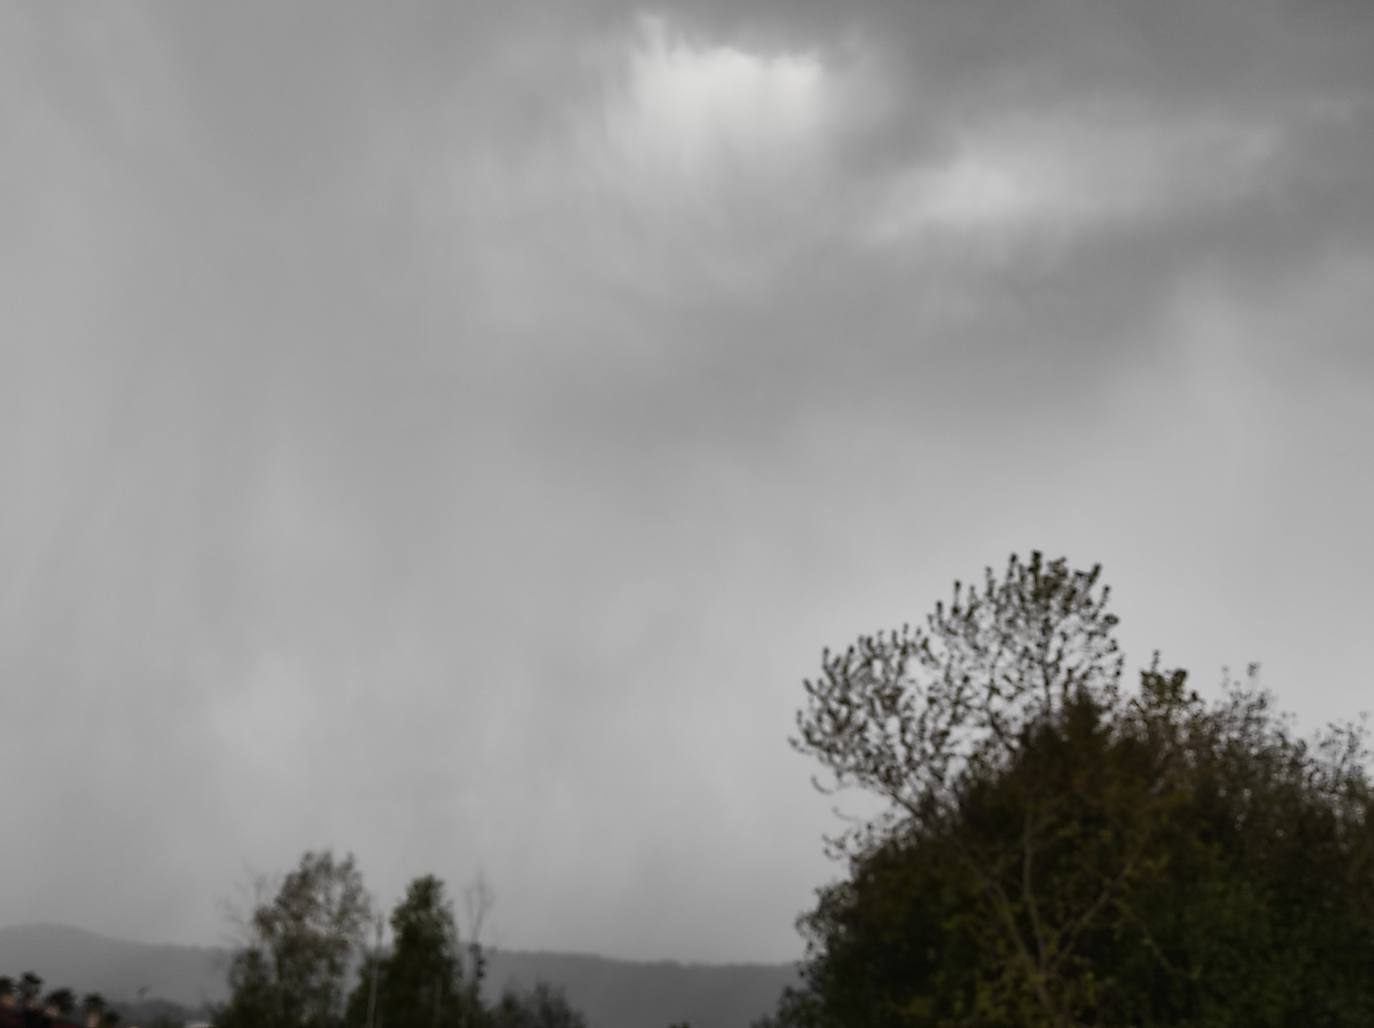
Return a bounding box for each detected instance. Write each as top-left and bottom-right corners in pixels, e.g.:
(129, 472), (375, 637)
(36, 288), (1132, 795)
(2, 0), (1372, 964)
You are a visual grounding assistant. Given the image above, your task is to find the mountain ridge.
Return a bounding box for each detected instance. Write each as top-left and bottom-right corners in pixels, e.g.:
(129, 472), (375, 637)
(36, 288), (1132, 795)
(0, 923), (800, 1028)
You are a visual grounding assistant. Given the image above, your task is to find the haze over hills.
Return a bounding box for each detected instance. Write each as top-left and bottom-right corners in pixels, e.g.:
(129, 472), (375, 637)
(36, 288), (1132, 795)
(0, 924), (227, 1011)
(0, 923), (798, 1028)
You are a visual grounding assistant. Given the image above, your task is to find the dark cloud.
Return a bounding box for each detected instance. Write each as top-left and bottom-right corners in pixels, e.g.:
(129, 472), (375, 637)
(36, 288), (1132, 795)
(1, 0), (1371, 961)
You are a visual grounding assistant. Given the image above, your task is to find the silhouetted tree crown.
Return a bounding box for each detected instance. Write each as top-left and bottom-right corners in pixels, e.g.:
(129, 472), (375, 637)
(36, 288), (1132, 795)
(760, 552), (1374, 1028)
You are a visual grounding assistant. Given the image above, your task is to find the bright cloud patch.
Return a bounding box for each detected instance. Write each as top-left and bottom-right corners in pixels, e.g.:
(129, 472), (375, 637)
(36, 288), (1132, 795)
(600, 16), (836, 194)
(867, 111), (1281, 247)
(539, 15), (855, 293)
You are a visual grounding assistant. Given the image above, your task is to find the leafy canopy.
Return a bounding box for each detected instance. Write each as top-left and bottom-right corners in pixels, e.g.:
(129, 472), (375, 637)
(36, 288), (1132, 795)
(764, 552), (1374, 1028)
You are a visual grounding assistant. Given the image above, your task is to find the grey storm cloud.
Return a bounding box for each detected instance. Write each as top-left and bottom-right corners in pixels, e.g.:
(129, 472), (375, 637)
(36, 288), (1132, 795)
(1, 0), (1372, 962)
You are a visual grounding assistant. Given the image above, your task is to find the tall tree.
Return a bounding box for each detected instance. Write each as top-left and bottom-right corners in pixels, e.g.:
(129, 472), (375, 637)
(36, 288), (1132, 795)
(764, 553), (1374, 1027)
(218, 849), (374, 1028)
(793, 553), (1144, 1024)
(345, 874), (482, 1028)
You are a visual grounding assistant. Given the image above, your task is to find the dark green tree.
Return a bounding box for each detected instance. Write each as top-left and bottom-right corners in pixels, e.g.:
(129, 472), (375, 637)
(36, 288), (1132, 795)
(344, 874), (484, 1028)
(763, 553), (1374, 1027)
(792, 553), (1145, 1025)
(18, 973), (42, 1008)
(217, 849), (374, 1028)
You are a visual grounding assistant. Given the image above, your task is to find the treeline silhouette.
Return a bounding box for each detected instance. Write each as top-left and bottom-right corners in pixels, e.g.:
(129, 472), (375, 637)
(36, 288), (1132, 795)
(213, 854), (588, 1028)
(0, 973), (179, 1028)
(0, 926), (789, 1028)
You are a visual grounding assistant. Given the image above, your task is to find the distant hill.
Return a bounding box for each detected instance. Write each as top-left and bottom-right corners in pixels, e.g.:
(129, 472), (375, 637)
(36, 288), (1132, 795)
(484, 949), (799, 1028)
(0, 924), (227, 1011)
(0, 924), (800, 1028)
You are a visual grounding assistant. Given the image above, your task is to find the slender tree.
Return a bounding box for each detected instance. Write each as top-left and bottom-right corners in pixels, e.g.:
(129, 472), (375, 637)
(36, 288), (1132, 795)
(344, 875), (482, 1028)
(218, 849), (374, 1028)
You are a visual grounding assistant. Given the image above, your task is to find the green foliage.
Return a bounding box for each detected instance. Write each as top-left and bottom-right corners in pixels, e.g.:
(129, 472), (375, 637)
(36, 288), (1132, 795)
(218, 857), (592, 1028)
(344, 874), (484, 1028)
(767, 552), (1374, 1027)
(216, 849), (374, 1028)
(81, 992), (107, 1018)
(488, 982), (588, 1028)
